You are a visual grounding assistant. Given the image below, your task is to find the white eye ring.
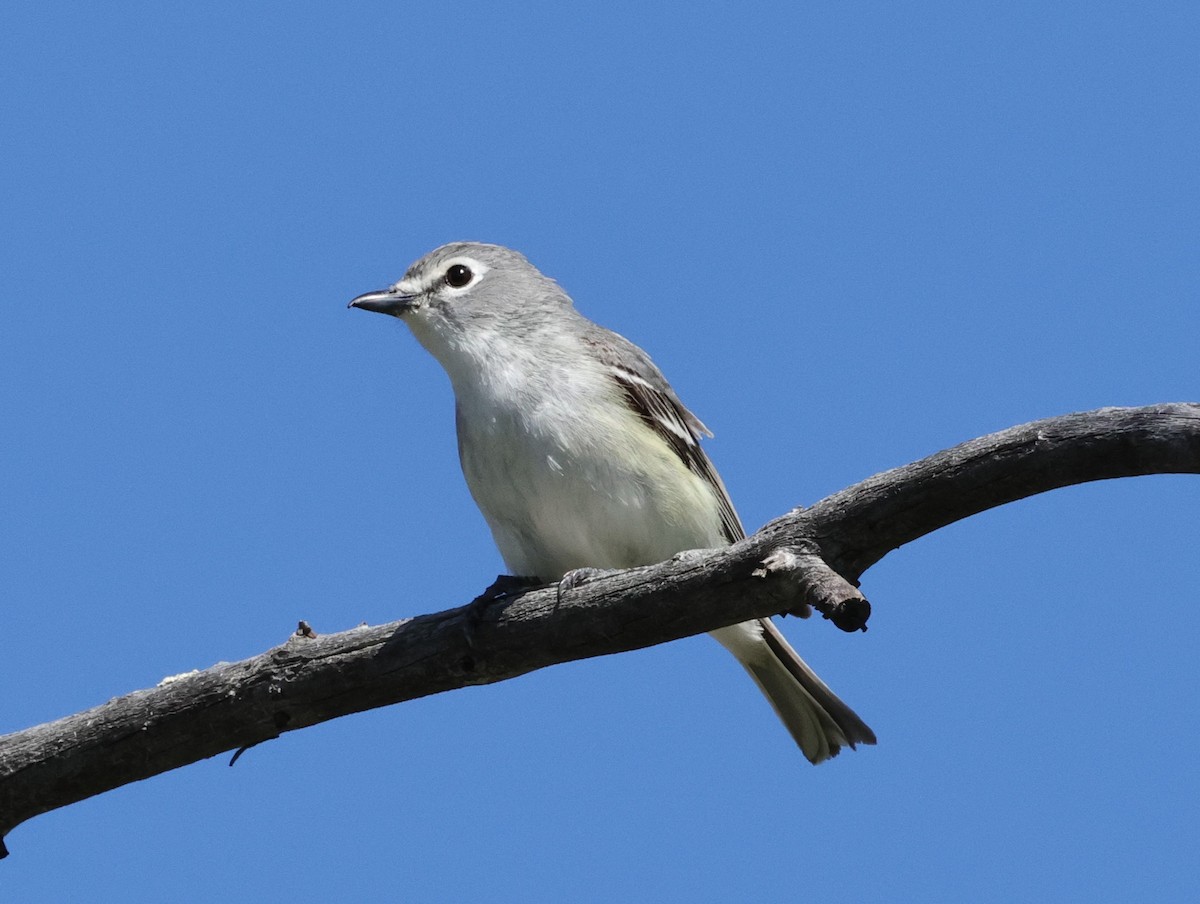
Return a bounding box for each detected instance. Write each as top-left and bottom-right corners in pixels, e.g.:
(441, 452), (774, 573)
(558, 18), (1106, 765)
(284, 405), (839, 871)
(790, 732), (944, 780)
(435, 257), (489, 293)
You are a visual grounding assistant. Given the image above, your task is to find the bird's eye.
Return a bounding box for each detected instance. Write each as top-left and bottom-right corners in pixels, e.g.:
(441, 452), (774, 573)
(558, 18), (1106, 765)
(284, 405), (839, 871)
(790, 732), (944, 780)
(444, 264), (473, 288)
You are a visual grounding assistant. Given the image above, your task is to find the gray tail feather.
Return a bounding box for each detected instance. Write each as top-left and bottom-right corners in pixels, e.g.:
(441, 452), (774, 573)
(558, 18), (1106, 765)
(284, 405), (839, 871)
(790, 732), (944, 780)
(742, 619), (876, 764)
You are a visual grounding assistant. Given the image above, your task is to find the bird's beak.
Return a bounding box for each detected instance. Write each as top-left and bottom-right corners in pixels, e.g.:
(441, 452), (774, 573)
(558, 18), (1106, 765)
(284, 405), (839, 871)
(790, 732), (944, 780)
(348, 288), (419, 316)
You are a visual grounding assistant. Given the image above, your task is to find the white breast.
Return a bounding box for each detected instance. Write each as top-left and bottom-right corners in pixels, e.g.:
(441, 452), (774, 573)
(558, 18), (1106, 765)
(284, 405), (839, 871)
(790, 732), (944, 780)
(448, 332), (726, 580)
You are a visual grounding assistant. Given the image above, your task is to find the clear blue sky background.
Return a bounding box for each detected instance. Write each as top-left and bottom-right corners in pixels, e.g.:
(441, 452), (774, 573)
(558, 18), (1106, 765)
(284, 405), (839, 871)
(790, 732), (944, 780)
(3, 3), (1197, 901)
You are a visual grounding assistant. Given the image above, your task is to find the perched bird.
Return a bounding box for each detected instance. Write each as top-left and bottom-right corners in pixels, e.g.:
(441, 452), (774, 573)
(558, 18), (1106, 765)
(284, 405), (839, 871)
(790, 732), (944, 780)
(349, 242), (874, 763)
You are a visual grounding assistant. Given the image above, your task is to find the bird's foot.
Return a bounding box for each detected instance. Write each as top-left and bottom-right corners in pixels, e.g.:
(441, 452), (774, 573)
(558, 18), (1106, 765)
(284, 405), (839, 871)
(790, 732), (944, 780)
(556, 567), (618, 605)
(463, 574), (541, 650)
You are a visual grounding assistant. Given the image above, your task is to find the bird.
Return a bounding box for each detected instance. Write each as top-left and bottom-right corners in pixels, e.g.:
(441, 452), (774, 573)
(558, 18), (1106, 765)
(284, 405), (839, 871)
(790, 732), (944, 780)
(349, 242), (875, 763)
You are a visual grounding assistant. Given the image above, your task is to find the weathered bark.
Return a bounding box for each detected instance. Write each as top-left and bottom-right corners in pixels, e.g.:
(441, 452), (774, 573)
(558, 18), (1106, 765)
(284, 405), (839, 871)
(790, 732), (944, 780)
(1, 403), (1197, 857)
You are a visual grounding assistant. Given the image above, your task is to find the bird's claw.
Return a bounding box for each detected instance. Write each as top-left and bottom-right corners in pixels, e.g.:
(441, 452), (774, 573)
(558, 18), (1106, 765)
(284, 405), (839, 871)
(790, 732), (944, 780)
(463, 574), (541, 651)
(556, 567), (617, 605)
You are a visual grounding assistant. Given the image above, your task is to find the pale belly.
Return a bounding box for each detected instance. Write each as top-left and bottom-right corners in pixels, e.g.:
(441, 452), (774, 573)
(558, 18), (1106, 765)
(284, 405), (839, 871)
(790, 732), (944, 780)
(456, 403), (727, 580)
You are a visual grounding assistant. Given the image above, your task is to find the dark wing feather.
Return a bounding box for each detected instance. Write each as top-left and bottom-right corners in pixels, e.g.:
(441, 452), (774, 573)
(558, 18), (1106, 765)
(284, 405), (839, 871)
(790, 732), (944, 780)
(583, 329), (745, 544)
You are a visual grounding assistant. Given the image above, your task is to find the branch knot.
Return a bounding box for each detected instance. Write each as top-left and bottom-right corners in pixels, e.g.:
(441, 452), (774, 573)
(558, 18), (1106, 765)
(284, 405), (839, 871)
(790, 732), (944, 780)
(754, 546), (871, 632)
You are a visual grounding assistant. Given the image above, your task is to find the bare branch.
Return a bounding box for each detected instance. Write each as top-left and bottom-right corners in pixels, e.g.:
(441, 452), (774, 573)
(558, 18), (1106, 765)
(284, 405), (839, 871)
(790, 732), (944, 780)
(773, 402), (1200, 580)
(1, 403), (1197, 857)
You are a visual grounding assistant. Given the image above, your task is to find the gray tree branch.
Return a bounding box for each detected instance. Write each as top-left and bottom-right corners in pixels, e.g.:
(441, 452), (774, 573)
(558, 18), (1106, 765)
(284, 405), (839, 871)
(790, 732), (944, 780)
(2, 403), (1197, 858)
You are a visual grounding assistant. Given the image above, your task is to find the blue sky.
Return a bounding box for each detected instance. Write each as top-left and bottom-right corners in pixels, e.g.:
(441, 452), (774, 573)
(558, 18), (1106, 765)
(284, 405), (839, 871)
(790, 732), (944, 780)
(2, 2), (1197, 901)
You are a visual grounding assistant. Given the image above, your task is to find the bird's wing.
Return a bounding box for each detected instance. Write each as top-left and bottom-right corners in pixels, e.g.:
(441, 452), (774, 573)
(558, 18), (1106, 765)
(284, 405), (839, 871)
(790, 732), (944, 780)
(584, 328), (745, 544)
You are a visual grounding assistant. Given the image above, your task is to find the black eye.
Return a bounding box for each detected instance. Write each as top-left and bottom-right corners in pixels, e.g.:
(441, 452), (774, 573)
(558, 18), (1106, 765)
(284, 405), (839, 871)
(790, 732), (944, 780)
(444, 264), (473, 288)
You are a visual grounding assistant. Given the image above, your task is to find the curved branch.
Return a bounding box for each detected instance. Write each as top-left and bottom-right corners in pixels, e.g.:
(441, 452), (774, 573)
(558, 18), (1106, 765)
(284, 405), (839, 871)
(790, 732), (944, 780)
(760, 402), (1200, 580)
(1, 403), (1197, 857)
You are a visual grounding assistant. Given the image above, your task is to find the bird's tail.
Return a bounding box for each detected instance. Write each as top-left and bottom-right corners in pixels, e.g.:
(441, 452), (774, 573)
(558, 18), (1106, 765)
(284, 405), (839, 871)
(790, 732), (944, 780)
(710, 619), (876, 764)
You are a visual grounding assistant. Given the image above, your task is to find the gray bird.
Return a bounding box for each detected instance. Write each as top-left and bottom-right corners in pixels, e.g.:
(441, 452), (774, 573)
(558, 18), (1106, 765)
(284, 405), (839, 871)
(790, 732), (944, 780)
(349, 242), (875, 763)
